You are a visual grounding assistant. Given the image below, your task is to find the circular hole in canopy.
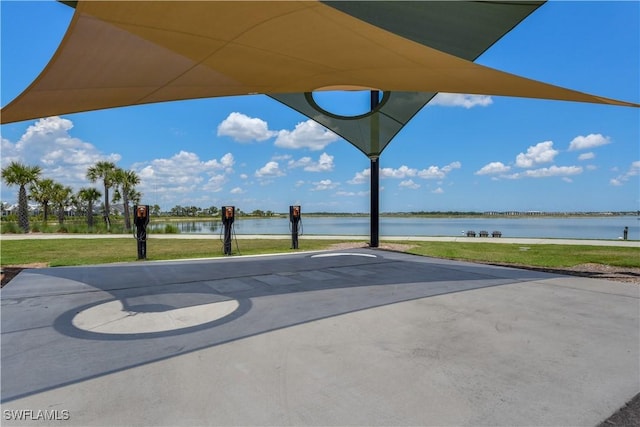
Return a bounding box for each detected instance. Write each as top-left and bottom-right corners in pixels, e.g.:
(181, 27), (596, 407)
(311, 90), (383, 118)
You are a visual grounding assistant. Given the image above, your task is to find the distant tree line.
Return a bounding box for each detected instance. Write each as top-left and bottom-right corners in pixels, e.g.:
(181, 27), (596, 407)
(162, 207), (277, 218)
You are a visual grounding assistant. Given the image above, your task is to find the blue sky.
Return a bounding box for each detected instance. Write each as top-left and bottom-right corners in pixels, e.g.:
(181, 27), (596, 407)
(1, 0), (638, 213)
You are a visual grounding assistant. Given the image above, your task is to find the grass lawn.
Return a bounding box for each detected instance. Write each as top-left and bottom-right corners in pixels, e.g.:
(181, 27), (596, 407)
(0, 238), (359, 267)
(0, 238), (638, 269)
(402, 241), (640, 268)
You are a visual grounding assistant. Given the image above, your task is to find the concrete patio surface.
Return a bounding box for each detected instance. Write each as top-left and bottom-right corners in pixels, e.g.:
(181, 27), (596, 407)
(1, 248), (638, 426)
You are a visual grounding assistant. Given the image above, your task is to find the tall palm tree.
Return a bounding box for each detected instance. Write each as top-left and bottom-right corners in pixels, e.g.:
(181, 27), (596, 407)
(86, 161), (116, 231)
(128, 189), (142, 207)
(1, 162), (42, 232)
(51, 183), (73, 224)
(78, 187), (102, 229)
(113, 168), (141, 232)
(29, 178), (56, 222)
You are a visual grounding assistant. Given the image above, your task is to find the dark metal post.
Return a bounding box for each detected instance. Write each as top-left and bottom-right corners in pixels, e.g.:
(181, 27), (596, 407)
(133, 205), (149, 260)
(223, 222), (232, 255)
(291, 221), (299, 249)
(290, 205), (301, 249)
(370, 90), (380, 248)
(137, 232), (147, 259)
(370, 156), (379, 247)
(222, 206), (234, 255)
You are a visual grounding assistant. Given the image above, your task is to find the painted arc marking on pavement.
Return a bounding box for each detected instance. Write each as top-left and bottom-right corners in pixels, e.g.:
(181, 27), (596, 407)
(73, 296), (239, 334)
(310, 252), (378, 258)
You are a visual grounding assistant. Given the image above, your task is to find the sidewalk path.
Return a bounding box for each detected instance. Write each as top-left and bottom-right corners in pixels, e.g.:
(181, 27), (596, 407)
(2, 233), (639, 247)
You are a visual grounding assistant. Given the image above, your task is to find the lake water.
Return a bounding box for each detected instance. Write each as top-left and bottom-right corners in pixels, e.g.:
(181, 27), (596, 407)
(150, 216), (640, 240)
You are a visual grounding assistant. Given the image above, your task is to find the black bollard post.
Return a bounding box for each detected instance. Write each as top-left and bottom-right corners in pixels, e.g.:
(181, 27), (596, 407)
(133, 205), (150, 260)
(222, 206), (235, 255)
(290, 205), (301, 249)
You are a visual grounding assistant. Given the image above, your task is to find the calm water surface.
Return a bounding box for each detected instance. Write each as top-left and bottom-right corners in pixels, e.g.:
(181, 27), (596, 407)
(151, 216), (640, 240)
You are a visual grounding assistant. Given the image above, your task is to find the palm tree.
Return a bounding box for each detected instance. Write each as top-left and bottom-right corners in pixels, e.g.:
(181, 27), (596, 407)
(86, 161), (116, 231)
(29, 178), (56, 222)
(112, 168), (141, 232)
(1, 162), (42, 232)
(78, 187), (102, 229)
(51, 183), (73, 224)
(128, 189), (142, 207)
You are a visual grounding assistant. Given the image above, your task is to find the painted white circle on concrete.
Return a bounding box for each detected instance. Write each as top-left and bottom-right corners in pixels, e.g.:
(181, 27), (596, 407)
(311, 252), (377, 258)
(73, 296), (239, 334)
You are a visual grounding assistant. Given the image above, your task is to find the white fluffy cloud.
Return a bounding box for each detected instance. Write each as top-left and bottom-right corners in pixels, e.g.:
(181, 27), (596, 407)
(255, 161), (284, 178)
(217, 112), (275, 142)
(288, 152), (334, 172)
(578, 152), (595, 161)
(515, 141), (558, 168)
(505, 165), (583, 179)
(348, 168), (370, 184)
(568, 133), (611, 151)
(132, 151), (236, 204)
(336, 190), (369, 197)
(312, 179), (339, 191)
(429, 93), (493, 108)
(380, 165), (416, 179)
(274, 120), (339, 150)
(417, 162), (461, 179)
(202, 174), (227, 192)
(217, 114), (339, 150)
(348, 162), (460, 184)
(136, 151), (234, 178)
(475, 162), (511, 175)
(610, 160), (640, 186)
(399, 179), (420, 189)
(0, 117), (121, 196)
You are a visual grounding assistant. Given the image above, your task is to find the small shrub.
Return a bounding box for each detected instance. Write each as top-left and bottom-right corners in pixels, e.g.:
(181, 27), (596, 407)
(0, 222), (21, 234)
(164, 224), (180, 234)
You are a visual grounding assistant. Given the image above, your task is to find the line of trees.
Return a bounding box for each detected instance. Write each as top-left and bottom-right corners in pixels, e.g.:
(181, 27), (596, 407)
(163, 206), (277, 217)
(168, 205), (219, 217)
(1, 161), (142, 233)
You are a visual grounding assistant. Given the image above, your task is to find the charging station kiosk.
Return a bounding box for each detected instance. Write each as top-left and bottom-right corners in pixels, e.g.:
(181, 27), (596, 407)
(222, 206), (235, 255)
(133, 204), (150, 259)
(289, 205), (301, 249)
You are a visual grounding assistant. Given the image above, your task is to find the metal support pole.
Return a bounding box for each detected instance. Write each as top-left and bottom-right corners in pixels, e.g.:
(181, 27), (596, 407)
(137, 237), (147, 260)
(291, 220), (299, 249)
(370, 156), (379, 248)
(370, 90), (380, 248)
(223, 222), (232, 255)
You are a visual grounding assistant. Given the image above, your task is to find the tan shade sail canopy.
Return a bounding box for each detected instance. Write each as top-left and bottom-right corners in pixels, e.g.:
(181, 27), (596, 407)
(1, 0), (638, 131)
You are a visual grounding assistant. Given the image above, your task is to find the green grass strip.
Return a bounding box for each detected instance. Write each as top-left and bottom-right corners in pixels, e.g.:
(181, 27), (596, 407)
(0, 239), (637, 269)
(0, 239), (361, 267)
(403, 242), (640, 268)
